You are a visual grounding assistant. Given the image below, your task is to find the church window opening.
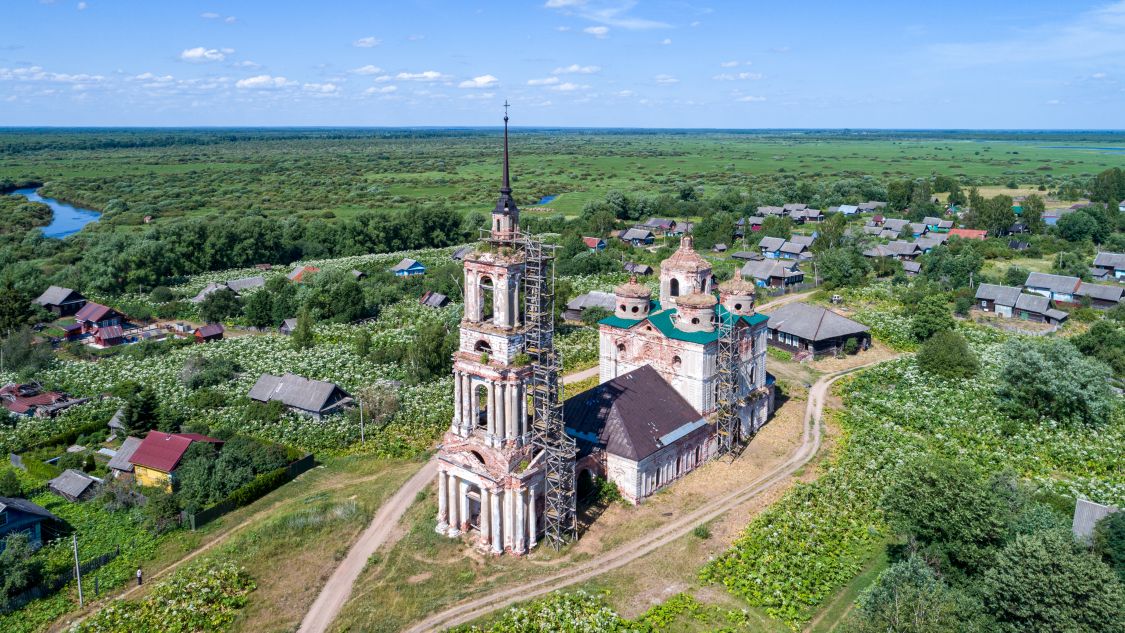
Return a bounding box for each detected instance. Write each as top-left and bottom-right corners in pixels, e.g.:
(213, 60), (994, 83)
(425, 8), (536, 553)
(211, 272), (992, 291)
(479, 275), (494, 321)
(670, 278), (680, 297)
(475, 384), (489, 429)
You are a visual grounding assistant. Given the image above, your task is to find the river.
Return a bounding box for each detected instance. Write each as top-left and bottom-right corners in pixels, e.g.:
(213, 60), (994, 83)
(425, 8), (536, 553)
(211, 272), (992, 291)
(8, 188), (101, 238)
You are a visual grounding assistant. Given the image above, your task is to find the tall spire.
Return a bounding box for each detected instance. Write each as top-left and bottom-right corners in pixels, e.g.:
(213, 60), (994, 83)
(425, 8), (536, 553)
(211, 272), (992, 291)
(494, 100), (518, 218)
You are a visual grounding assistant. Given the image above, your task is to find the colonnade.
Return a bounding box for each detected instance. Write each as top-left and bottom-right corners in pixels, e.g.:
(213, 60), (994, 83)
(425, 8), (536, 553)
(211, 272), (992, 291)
(436, 468), (538, 554)
(451, 371), (526, 444)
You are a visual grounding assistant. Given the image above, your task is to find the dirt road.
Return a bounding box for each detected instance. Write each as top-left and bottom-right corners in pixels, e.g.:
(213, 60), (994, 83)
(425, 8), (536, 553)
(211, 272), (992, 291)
(297, 459), (437, 633)
(399, 359), (884, 633)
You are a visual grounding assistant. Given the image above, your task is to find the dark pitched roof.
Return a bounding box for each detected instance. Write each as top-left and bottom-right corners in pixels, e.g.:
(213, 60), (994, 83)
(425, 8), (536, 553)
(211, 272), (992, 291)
(96, 325), (124, 339)
(758, 236), (785, 251)
(0, 496), (59, 522)
(975, 283), (1022, 306)
(1025, 272), (1081, 294)
(107, 436), (143, 472)
(1094, 252), (1125, 269)
(566, 291), (616, 312)
(420, 290), (450, 308)
(48, 469), (97, 499)
(741, 259), (802, 281)
(766, 302), (869, 341)
(390, 258), (424, 272)
(1077, 282), (1124, 303)
(35, 285), (83, 307)
(248, 373), (352, 414)
(451, 245), (474, 261)
(624, 262), (653, 275)
(75, 302), (115, 322)
(563, 365), (707, 462)
(621, 227), (654, 241)
(195, 323), (224, 338)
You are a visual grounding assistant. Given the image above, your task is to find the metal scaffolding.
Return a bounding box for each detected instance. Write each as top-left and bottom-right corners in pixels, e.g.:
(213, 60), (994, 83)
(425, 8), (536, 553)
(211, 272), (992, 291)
(521, 234), (577, 548)
(714, 309), (741, 456)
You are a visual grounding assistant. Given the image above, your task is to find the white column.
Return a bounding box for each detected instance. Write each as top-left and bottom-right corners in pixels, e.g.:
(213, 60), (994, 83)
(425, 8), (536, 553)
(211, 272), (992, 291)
(502, 384), (514, 440)
(447, 474), (461, 535)
(517, 386), (526, 436)
(528, 485), (537, 549)
(491, 489), (503, 554)
(452, 372), (462, 430)
(515, 487), (527, 553)
(462, 375), (473, 433)
(503, 488), (514, 551)
(480, 488), (491, 544)
(436, 470), (449, 532)
(488, 382), (498, 439)
(506, 384), (516, 439)
(458, 479), (470, 532)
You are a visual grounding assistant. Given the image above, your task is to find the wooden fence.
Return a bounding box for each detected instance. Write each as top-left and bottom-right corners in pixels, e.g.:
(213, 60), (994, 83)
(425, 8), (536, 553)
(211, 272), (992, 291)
(181, 453), (316, 531)
(3, 545), (122, 613)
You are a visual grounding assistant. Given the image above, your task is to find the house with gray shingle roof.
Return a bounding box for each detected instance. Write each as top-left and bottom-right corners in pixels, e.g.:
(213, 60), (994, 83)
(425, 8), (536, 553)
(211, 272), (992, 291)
(107, 436), (143, 478)
(765, 302), (870, 358)
(0, 497), (59, 550)
(34, 286), (87, 316)
(249, 373), (353, 419)
(1092, 252), (1125, 281)
(1077, 282), (1124, 309)
(1073, 499), (1120, 544)
(975, 283), (1068, 324)
(741, 259), (804, 288)
(620, 227), (655, 246)
(758, 236), (786, 258)
(1024, 272), (1082, 303)
(48, 469), (99, 502)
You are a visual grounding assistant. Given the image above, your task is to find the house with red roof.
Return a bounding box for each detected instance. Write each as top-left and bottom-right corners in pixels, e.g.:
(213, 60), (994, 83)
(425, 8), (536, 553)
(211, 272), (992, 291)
(1, 383), (88, 418)
(130, 431), (223, 491)
(93, 325), (125, 347)
(74, 302), (123, 333)
(194, 323), (224, 343)
(582, 236), (607, 252)
(949, 228), (988, 241)
(287, 265), (321, 283)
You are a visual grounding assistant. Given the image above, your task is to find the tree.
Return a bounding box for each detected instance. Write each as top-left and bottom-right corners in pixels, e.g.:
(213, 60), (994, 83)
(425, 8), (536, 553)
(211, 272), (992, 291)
(973, 195), (1016, 236)
(910, 296), (954, 341)
(981, 529), (1125, 633)
(198, 287), (242, 323)
(810, 213), (847, 253)
(1095, 511), (1125, 584)
(291, 306), (315, 350)
(1072, 320), (1125, 377)
(882, 456), (1010, 577)
(1022, 194), (1046, 234)
(0, 467), (20, 496)
(847, 556), (981, 633)
(242, 289), (274, 329)
(0, 276), (35, 333)
(580, 306), (612, 325)
(1057, 210), (1102, 243)
(917, 330), (979, 379)
(0, 533), (41, 609)
(0, 327), (54, 377)
(122, 386), (158, 433)
(817, 247), (870, 289)
(354, 329), (371, 358)
(1003, 265), (1030, 287)
(995, 338), (1114, 428)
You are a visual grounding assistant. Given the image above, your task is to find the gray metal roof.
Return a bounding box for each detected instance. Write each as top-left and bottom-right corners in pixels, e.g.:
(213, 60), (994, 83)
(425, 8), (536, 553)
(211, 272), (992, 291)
(107, 407), (126, 430)
(566, 291), (616, 312)
(1014, 292), (1051, 313)
(766, 302), (869, 342)
(922, 216), (942, 225)
(390, 258), (423, 272)
(789, 235), (816, 246)
(35, 285), (82, 307)
(1024, 272), (1081, 294)
(975, 284), (1022, 307)
(563, 365), (707, 462)
(741, 259), (802, 281)
(758, 236), (786, 251)
(780, 241), (807, 255)
(862, 225), (883, 235)
(1072, 498), (1120, 543)
(882, 219), (910, 232)
(0, 496), (59, 521)
(249, 373), (352, 414)
(909, 223), (928, 234)
(837, 204), (859, 214)
(1077, 282), (1124, 302)
(107, 436), (142, 472)
(902, 261), (922, 273)
(621, 227), (654, 241)
(191, 282), (226, 304)
(49, 469), (97, 500)
(226, 276), (265, 293)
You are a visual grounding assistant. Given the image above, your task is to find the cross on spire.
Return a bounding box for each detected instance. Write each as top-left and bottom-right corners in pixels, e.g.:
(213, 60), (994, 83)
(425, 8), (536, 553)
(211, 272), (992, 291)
(494, 100), (518, 218)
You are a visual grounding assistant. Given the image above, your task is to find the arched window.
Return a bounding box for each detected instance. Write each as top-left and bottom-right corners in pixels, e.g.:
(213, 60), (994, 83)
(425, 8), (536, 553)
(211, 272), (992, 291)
(671, 355), (682, 372)
(479, 275), (494, 321)
(617, 342), (626, 353)
(670, 278), (680, 297)
(474, 339), (492, 354)
(470, 450), (486, 464)
(630, 305), (639, 313)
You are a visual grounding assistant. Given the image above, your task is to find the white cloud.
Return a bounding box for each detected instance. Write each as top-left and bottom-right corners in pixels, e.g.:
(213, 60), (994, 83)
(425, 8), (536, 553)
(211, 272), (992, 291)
(1092, 72), (1108, 78)
(407, 34), (425, 41)
(0, 66), (105, 83)
(224, 16), (236, 24)
(393, 70), (450, 81)
(545, 0), (669, 29)
(556, 25), (571, 31)
(654, 74), (678, 84)
(584, 26), (609, 38)
(459, 74), (499, 88)
(713, 72), (763, 81)
(76, 1), (87, 9)
(550, 82), (587, 91)
(720, 60), (739, 67)
(303, 82), (339, 94)
(528, 76), (560, 86)
(133, 72), (173, 83)
(351, 64), (383, 75)
(364, 85), (397, 94)
(737, 95), (766, 102)
(690, 21), (701, 27)
(462, 91), (495, 100)
(660, 38), (672, 45)
(235, 74), (295, 89)
(1046, 99), (1062, 105)
(232, 60), (261, 69)
(615, 89), (634, 97)
(553, 64), (600, 74)
(931, 2), (1125, 66)
(201, 12), (220, 19)
(353, 36), (380, 48)
(180, 47), (229, 62)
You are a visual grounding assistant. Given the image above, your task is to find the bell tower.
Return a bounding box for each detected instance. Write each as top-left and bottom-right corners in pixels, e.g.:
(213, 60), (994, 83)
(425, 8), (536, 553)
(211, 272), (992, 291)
(437, 106), (543, 555)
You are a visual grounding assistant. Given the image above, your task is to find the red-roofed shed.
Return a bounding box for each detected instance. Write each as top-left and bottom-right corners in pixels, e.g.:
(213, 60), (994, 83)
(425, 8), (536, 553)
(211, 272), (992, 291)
(949, 228), (988, 241)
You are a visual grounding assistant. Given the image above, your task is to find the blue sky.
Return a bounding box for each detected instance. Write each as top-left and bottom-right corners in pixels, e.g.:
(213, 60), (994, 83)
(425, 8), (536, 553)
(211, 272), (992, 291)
(2, 0), (1124, 128)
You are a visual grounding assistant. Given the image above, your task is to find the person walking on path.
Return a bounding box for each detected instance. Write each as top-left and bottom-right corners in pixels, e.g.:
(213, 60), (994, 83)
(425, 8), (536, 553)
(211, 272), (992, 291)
(136, 568), (143, 586)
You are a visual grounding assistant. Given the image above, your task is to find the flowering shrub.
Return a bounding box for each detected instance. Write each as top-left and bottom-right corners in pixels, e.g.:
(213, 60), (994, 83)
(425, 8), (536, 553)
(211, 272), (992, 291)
(702, 340), (1125, 629)
(72, 562), (255, 633)
(557, 327), (599, 373)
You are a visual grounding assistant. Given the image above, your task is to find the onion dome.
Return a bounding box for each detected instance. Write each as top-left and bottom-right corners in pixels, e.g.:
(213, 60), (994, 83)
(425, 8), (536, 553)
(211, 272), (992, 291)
(676, 291), (718, 333)
(676, 292), (718, 308)
(615, 276), (652, 298)
(661, 235), (712, 273)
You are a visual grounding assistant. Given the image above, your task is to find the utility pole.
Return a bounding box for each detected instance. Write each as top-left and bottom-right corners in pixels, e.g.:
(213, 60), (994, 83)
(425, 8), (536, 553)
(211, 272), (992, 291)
(359, 399), (365, 446)
(72, 534), (83, 607)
